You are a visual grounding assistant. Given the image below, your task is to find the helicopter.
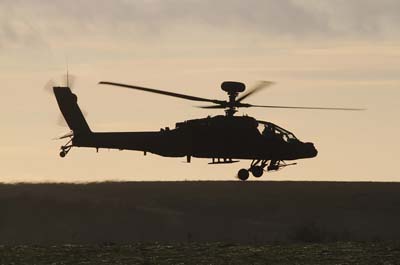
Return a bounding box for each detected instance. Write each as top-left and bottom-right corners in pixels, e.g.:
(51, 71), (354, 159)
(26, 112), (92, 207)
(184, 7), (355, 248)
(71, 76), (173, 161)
(53, 80), (363, 181)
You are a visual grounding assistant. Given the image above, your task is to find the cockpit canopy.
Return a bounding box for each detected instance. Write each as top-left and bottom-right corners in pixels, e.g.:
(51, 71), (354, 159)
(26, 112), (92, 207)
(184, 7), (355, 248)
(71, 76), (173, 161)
(174, 116), (299, 143)
(258, 120), (298, 143)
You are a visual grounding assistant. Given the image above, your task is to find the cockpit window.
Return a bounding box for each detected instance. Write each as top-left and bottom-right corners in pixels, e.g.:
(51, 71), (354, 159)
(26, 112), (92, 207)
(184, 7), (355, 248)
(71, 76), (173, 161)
(259, 121), (298, 143)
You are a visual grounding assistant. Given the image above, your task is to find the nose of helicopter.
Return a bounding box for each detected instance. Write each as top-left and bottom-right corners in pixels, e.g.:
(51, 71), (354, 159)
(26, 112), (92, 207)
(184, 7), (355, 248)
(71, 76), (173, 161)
(304, 142), (318, 158)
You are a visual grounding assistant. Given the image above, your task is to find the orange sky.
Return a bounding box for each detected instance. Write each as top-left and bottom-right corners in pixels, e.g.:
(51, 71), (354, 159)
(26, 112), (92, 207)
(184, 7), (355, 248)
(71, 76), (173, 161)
(1, 1), (399, 182)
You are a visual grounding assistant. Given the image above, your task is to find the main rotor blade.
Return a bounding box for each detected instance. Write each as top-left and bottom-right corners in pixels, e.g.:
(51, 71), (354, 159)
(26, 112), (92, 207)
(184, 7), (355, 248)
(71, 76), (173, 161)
(248, 104), (365, 111)
(99, 81), (224, 104)
(236, 81), (274, 102)
(198, 105), (226, 109)
(198, 103), (365, 111)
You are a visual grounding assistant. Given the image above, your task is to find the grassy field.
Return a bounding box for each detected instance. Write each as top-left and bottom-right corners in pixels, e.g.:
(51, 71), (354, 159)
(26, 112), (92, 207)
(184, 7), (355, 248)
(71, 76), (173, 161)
(1, 181), (400, 264)
(1, 242), (400, 265)
(1, 181), (400, 244)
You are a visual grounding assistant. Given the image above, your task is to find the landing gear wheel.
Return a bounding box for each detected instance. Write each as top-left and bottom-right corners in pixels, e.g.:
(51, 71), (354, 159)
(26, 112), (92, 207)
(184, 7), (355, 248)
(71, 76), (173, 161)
(250, 166), (263, 178)
(238, 169), (249, 181)
(59, 151), (66, 158)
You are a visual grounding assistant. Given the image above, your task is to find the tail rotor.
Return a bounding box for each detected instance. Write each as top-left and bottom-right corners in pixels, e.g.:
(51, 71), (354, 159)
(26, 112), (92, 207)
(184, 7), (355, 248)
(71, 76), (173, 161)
(44, 73), (87, 128)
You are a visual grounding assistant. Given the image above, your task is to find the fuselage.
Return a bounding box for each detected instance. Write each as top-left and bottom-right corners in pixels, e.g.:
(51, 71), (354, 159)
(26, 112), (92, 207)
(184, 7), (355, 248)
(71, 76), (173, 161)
(73, 115), (318, 161)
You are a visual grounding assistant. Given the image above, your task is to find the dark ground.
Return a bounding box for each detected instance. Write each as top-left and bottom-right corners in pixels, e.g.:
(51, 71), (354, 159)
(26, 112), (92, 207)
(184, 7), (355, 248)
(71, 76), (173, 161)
(1, 181), (400, 264)
(1, 181), (400, 244)
(1, 242), (400, 265)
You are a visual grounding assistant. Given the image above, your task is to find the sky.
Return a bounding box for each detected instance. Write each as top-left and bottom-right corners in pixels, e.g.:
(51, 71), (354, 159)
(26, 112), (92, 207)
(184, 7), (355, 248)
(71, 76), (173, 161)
(1, 0), (399, 182)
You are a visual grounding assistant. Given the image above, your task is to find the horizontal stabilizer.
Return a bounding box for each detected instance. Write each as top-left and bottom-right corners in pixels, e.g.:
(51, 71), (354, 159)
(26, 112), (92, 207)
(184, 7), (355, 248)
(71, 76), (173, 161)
(53, 131), (74, 140)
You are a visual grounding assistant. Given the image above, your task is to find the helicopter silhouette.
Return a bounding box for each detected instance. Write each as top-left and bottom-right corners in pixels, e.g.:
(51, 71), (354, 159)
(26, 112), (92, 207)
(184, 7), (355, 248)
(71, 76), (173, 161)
(53, 80), (363, 181)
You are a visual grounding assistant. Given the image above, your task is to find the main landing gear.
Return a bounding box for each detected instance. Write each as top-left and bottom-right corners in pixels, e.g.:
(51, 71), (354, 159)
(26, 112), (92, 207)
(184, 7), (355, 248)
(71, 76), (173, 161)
(237, 160), (296, 181)
(238, 159), (268, 181)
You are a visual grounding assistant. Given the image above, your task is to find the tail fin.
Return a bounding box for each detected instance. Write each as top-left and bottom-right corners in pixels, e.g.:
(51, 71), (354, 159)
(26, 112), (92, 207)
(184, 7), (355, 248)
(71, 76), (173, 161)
(53, 87), (91, 134)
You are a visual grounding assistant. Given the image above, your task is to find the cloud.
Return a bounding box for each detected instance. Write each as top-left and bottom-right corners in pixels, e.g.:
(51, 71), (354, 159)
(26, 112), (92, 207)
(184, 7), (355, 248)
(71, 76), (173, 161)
(296, 0), (400, 37)
(1, 0), (400, 50)
(0, 1), (47, 49)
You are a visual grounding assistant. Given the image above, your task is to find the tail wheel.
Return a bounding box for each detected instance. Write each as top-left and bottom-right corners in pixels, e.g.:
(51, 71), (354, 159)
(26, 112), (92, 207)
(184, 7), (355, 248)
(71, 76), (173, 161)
(238, 169), (249, 181)
(59, 144), (71, 158)
(250, 166), (264, 178)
